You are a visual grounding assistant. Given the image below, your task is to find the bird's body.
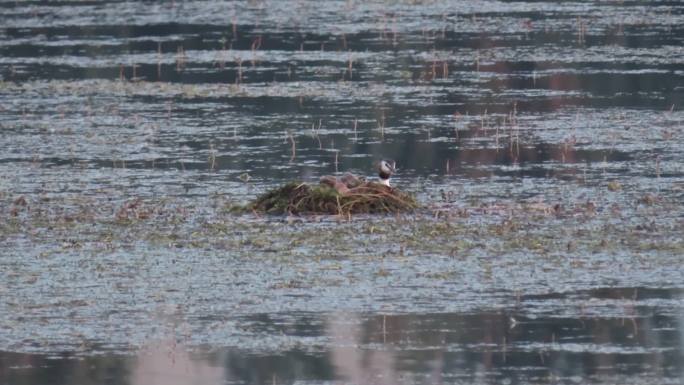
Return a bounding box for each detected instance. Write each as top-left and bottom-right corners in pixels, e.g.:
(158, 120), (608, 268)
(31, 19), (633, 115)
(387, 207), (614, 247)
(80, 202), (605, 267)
(378, 160), (395, 187)
(319, 160), (396, 194)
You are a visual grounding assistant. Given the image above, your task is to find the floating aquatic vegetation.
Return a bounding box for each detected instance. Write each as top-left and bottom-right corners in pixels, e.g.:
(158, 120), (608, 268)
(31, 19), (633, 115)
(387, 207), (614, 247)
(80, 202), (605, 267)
(250, 181), (419, 215)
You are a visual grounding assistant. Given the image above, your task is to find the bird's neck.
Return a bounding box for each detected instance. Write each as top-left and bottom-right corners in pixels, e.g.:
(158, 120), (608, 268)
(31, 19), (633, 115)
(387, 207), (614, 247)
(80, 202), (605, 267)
(379, 178), (391, 187)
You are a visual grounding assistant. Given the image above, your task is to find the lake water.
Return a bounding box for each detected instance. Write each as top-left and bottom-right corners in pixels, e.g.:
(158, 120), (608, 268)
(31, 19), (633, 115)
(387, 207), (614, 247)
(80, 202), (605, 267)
(0, 1), (683, 384)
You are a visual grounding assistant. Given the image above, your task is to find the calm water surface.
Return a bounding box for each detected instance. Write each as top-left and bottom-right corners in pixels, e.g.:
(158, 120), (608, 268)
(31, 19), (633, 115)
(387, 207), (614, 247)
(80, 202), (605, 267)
(0, 0), (683, 384)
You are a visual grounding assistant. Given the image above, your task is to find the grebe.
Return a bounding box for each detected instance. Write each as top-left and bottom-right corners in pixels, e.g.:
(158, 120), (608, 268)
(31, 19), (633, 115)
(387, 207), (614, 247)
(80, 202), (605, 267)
(319, 162), (394, 193)
(378, 160), (395, 187)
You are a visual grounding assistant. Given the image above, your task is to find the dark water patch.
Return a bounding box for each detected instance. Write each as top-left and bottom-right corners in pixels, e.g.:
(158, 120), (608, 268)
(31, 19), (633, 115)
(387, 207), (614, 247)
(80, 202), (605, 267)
(0, 139), (636, 182)
(3, 22), (230, 41)
(1, 303), (682, 385)
(3, 24), (683, 59)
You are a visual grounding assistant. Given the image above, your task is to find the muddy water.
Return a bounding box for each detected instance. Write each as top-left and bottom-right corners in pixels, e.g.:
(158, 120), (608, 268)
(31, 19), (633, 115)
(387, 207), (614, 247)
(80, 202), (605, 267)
(1, 1), (683, 384)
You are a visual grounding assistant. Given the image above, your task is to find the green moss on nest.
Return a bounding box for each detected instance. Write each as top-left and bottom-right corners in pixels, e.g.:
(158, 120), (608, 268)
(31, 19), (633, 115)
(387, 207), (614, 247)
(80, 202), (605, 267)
(250, 181), (419, 215)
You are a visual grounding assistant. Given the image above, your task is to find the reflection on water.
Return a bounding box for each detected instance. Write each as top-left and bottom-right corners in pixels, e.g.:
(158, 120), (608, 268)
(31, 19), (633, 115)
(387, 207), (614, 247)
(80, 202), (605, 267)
(131, 340), (224, 385)
(2, 287), (683, 385)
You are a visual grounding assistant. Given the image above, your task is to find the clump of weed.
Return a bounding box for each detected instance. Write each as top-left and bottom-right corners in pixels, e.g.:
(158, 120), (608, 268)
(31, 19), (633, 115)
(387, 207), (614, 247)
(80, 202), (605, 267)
(250, 182), (419, 215)
(607, 180), (622, 191)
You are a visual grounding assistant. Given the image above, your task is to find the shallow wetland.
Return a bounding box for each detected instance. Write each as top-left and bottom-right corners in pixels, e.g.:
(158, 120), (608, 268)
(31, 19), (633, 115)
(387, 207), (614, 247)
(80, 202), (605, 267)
(0, 1), (683, 384)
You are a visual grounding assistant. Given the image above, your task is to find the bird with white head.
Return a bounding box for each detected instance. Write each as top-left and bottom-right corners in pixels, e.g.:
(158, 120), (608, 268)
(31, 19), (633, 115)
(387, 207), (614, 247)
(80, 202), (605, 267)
(378, 160), (396, 187)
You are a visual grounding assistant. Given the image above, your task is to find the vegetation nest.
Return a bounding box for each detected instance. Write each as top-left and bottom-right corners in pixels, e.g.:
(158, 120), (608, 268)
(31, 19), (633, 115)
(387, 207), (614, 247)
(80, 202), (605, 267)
(250, 181), (419, 215)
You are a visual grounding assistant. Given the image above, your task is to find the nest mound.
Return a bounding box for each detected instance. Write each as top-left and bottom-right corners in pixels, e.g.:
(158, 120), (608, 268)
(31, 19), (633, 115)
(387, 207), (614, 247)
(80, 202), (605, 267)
(251, 181), (419, 215)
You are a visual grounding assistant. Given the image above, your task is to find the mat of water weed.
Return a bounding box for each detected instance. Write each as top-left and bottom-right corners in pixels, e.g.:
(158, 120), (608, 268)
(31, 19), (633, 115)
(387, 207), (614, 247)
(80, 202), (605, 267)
(250, 181), (419, 215)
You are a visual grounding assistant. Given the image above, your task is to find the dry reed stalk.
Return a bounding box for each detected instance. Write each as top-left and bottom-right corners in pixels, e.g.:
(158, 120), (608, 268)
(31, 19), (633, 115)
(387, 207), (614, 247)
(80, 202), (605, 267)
(251, 36), (261, 67)
(236, 57), (243, 84)
(481, 109), (487, 136)
(131, 63), (139, 81)
(311, 122), (321, 148)
(495, 121), (499, 152)
(217, 38), (229, 70)
(453, 112), (460, 139)
(378, 111), (386, 140)
(208, 143), (217, 171)
(157, 42), (162, 79)
(334, 150), (339, 173)
(288, 131), (296, 163)
(353, 118), (358, 141)
(251, 36), (262, 51)
(176, 45), (186, 72)
(577, 17), (587, 44)
(311, 120), (322, 149)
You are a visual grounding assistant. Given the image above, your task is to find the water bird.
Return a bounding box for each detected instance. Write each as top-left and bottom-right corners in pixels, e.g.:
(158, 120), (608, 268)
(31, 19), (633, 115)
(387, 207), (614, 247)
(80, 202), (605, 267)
(320, 172), (364, 194)
(319, 160), (395, 194)
(377, 159), (396, 187)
